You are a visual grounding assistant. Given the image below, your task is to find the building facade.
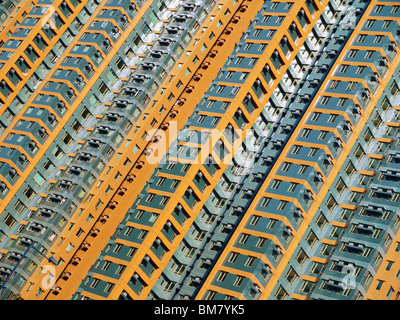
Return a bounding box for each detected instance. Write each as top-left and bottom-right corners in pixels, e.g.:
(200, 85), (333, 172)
(0, 0), (399, 301)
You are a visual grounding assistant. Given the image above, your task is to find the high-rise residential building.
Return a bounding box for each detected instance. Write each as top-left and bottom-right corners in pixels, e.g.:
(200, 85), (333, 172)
(0, 0), (399, 301)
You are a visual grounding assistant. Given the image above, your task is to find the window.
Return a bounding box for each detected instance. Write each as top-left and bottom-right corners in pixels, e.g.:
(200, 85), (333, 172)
(204, 291), (216, 300)
(127, 247), (135, 257)
(328, 114), (338, 123)
(337, 98), (347, 107)
(66, 243), (73, 253)
(184, 68), (190, 77)
(171, 180), (180, 189)
(249, 215), (259, 225)
(138, 230), (147, 240)
(160, 279), (175, 292)
(86, 214), (93, 223)
(3, 214), (16, 228)
(310, 262), (325, 275)
(366, 19), (375, 28)
(160, 196), (169, 206)
(267, 219), (277, 229)
(98, 82), (109, 95)
(76, 228), (84, 238)
(348, 49), (358, 58)
(259, 197), (270, 207)
(35, 288), (43, 298)
(281, 162), (291, 172)
(271, 180), (281, 189)
(365, 50), (374, 59)
(90, 278), (100, 288)
(33, 172), (45, 187)
(291, 145), (301, 155)
(326, 195), (338, 212)
(156, 177), (165, 186)
(275, 286), (288, 300)
(354, 144), (365, 160)
(356, 34), (366, 43)
(346, 81), (357, 91)
(288, 183), (298, 193)
(14, 199), (26, 214)
(387, 286), (394, 299)
(197, 115), (206, 123)
(330, 80), (340, 89)
(104, 283), (114, 293)
(306, 231), (318, 248)
(356, 66), (365, 74)
(373, 35), (383, 43)
(299, 165), (308, 175)
(244, 43), (252, 51)
(146, 194), (155, 203)
(335, 178), (347, 195)
(308, 148), (318, 157)
(320, 96), (330, 105)
(385, 261), (394, 271)
(301, 129), (311, 138)
(211, 117), (220, 125)
(318, 131), (328, 140)
(345, 160), (356, 177)
(311, 112), (321, 121)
